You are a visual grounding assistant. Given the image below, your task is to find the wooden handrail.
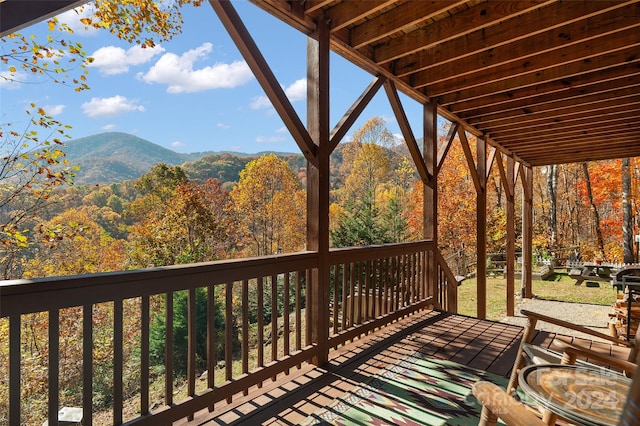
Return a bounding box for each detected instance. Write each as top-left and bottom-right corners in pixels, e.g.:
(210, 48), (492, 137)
(2, 242), (444, 425)
(435, 248), (459, 313)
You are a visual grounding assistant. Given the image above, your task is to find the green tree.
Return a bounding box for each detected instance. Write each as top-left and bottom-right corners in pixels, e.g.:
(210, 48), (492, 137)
(149, 287), (229, 376)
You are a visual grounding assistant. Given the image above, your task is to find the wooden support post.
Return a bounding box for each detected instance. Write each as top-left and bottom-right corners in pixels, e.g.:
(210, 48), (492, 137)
(306, 18), (330, 366)
(424, 102), (437, 299)
(521, 166), (534, 298)
(505, 157), (516, 316)
(476, 138), (488, 319)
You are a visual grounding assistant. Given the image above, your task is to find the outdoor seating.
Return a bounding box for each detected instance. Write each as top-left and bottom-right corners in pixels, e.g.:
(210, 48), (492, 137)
(473, 360), (640, 426)
(473, 309), (640, 425)
(507, 309), (638, 391)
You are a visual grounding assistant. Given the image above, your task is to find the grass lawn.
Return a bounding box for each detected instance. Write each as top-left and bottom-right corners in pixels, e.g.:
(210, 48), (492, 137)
(456, 272), (616, 321)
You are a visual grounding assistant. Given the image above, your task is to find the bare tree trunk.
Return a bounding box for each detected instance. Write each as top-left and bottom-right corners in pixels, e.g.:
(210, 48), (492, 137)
(581, 162), (605, 256)
(623, 158), (634, 263)
(546, 164), (558, 248)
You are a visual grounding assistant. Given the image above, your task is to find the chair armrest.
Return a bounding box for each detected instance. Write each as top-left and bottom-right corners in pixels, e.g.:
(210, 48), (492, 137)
(554, 340), (636, 375)
(520, 309), (631, 347)
(472, 381), (545, 426)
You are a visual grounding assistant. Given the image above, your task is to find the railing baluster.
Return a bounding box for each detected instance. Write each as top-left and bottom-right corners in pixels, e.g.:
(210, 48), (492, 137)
(331, 265), (338, 338)
(364, 260), (371, 323)
(83, 304), (93, 424)
(305, 270), (311, 347)
(242, 279), (249, 392)
(165, 291), (174, 407)
(283, 272), (290, 372)
(271, 274), (278, 380)
(383, 258), (389, 316)
(9, 315), (21, 425)
(295, 271), (302, 362)
(207, 284), (215, 412)
(49, 309), (59, 426)
(140, 296), (149, 416)
(114, 299), (123, 425)
(341, 264), (347, 331)
(349, 262), (355, 330)
(187, 288), (196, 421)
(257, 276), (264, 387)
(225, 281), (233, 402)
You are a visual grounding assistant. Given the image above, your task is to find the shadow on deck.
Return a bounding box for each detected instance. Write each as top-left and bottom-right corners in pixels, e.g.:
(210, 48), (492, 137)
(179, 309), (630, 425)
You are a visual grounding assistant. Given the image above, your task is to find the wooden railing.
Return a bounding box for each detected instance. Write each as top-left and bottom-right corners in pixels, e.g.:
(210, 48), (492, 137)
(0, 241), (458, 425)
(327, 241), (439, 347)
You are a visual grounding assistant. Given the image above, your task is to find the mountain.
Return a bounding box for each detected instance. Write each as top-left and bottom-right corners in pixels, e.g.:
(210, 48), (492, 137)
(62, 132), (302, 185)
(63, 132), (191, 184)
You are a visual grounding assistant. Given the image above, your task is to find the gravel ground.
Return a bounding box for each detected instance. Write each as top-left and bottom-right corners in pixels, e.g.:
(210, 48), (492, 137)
(499, 297), (613, 341)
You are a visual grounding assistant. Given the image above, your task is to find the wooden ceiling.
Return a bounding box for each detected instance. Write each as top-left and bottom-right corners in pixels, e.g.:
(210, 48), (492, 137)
(3, 0), (640, 166)
(251, 0), (640, 167)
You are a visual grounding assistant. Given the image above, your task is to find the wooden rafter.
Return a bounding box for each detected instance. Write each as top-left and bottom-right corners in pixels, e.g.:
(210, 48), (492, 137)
(329, 76), (386, 154)
(383, 80), (431, 185)
(245, 0), (640, 165)
(209, 0), (318, 166)
(436, 122), (459, 174)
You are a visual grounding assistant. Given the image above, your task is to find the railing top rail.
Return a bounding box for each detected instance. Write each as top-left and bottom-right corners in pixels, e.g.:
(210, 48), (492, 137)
(0, 251), (318, 317)
(328, 240), (434, 264)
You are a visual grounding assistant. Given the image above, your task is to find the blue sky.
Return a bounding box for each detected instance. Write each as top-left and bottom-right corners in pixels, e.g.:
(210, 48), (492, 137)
(1, 1), (427, 154)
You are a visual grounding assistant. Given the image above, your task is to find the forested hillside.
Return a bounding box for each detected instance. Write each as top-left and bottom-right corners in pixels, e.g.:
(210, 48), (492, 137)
(64, 132), (304, 185)
(1, 117), (638, 424)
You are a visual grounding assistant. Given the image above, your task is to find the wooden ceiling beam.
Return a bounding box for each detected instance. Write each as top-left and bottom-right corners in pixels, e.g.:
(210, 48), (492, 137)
(0, 0), (88, 37)
(410, 2), (640, 89)
(497, 122), (640, 145)
(472, 97), (640, 130)
(466, 87), (640, 125)
(419, 28), (640, 96)
(453, 76), (640, 118)
(373, 1), (546, 65)
(504, 132), (640, 152)
(444, 62), (640, 112)
(480, 104), (640, 134)
(349, 0), (466, 49)
(391, 0), (626, 78)
(323, 0), (394, 32)
(491, 112), (640, 140)
(525, 145), (640, 166)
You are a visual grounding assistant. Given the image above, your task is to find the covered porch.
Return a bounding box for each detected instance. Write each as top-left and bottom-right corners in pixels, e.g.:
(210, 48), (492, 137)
(2, 0), (640, 425)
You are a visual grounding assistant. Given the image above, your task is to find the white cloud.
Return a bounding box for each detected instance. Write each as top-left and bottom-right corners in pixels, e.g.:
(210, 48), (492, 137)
(250, 78), (306, 110)
(285, 78), (306, 102)
(57, 5), (98, 35)
(0, 70), (27, 88)
(171, 141), (186, 148)
(256, 135), (286, 144)
(250, 95), (271, 110)
(139, 42), (253, 93)
(89, 45), (165, 75)
(276, 126), (287, 134)
(101, 124), (117, 131)
(81, 95), (145, 118)
(217, 123), (230, 129)
(43, 104), (65, 115)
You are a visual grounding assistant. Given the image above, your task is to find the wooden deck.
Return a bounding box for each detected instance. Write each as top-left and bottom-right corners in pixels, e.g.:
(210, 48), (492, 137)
(175, 309), (631, 426)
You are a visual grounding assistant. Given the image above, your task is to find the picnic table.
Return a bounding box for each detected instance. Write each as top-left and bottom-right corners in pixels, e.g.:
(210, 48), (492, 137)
(569, 262), (616, 286)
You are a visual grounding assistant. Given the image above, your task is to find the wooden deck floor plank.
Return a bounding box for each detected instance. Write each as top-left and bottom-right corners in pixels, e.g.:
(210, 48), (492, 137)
(178, 309), (624, 426)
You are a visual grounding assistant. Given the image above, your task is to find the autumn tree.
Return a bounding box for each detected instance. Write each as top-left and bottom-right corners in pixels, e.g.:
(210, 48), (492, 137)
(331, 118), (406, 247)
(0, 0), (205, 280)
(127, 165), (230, 267)
(22, 206), (127, 277)
(230, 154), (306, 256)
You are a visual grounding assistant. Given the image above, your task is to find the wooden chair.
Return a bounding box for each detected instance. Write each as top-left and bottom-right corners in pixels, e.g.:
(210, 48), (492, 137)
(473, 352), (640, 425)
(475, 309), (640, 426)
(507, 309), (639, 394)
